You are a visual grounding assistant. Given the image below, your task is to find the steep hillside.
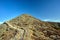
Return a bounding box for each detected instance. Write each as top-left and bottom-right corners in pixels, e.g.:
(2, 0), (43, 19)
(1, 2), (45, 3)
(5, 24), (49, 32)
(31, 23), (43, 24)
(0, 14), (60, 40)
(48, 22), (60, 29)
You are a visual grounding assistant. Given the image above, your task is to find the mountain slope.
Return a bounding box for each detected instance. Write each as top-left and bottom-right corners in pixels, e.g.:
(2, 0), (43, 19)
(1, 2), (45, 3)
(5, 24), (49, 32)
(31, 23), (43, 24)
(0, 14), (60, 40)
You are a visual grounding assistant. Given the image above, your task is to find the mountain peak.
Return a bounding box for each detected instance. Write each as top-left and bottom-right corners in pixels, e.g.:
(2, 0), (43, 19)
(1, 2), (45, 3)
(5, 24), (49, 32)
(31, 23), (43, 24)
(0, 14), (60, 40)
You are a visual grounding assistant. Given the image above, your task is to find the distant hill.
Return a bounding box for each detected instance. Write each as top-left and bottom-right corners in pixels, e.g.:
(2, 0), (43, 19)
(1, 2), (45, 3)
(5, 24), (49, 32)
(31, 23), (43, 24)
(0, 14), (60, 40)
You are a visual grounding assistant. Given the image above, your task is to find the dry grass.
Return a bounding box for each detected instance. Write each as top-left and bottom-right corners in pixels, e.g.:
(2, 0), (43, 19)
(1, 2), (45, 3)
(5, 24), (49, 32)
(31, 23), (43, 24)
(0, 14), (60, 40)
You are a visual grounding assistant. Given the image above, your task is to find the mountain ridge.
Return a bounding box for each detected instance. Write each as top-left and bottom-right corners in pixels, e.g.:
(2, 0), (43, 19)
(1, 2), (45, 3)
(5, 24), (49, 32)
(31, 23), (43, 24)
(0, 14), (60, 40)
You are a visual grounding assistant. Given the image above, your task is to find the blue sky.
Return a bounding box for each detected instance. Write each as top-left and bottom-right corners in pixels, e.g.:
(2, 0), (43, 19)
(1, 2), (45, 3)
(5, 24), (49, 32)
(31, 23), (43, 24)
(0, 0), (60, 23)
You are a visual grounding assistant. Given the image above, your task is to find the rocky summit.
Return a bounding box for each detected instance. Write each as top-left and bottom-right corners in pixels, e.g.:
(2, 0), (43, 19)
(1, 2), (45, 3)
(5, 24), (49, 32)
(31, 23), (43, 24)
(0, 14), (60, 40)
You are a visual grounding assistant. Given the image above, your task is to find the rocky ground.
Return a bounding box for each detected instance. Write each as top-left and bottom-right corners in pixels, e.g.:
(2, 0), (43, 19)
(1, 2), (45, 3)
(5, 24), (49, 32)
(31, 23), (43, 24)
(0, 14), (60, 40)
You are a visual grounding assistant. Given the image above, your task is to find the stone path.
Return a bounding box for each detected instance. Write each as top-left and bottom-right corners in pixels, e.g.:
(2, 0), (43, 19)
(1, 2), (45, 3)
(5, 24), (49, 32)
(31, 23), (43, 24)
(5, 21), (26, 40)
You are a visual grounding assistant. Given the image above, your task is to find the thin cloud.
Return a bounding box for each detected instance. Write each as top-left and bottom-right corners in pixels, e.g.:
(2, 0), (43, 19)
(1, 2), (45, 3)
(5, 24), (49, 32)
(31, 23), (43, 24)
(43, 19), (50, 21)
(43, 19), (60, 22)
(0, 22), (3, 24)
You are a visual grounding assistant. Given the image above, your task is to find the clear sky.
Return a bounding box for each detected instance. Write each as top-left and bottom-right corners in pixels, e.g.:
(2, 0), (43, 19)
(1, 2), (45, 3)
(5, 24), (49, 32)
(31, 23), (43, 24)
(0, 0), (60, 23)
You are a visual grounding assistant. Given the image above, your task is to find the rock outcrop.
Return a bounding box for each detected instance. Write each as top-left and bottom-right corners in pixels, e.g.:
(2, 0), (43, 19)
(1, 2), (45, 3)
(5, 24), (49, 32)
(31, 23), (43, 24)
(0, 14), (60, 40)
